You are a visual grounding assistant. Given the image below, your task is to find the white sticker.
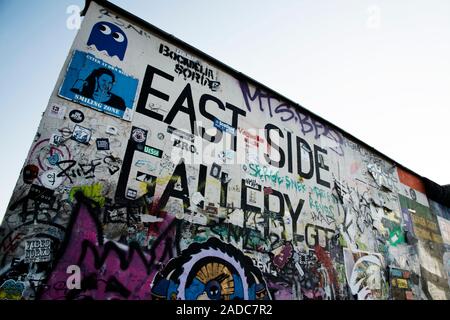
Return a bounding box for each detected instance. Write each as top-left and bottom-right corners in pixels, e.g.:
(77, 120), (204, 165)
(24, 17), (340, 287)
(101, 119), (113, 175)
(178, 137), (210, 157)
(175, 211), (184, 220)
(123, 108), (133, 121)
(48, 103), (66, 119)
(191, 192), (205, 206)
(49, 134), (63, 146)
(40, 169), (64, 189)
(140, 215), (163, 223)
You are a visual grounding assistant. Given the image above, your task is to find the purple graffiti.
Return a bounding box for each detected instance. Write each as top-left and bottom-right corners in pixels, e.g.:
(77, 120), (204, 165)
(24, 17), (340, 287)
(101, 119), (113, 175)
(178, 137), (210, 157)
(272, 242), (293, 269)
(39, 195), (177, 300)
(239, 81), (344, 156)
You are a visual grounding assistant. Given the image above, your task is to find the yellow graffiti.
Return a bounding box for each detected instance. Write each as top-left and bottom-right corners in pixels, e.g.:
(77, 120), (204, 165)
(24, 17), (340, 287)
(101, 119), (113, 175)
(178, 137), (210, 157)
(413, 226), (442, 243)
(69, 183), (105, 207)
(411, 214), (427, 228)
(396, 279), (408, 289)
(0, 290), (22, 300)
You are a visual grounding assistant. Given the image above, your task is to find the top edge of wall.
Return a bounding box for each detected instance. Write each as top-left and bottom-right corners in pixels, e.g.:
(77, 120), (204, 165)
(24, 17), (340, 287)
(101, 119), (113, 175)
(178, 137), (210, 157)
(81, 0), (442, 189)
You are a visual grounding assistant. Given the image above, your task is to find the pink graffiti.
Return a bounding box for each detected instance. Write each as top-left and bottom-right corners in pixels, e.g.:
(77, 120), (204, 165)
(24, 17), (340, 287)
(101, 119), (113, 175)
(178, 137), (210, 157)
(302, 287), (326, 299)
(272, 242), (293, 269)
(267, 281), (294, 300)
(39, 200), (176, 300)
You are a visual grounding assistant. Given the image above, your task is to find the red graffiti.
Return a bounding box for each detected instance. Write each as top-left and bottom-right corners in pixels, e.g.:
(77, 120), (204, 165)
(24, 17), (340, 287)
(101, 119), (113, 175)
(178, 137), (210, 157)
(314, 244), (337, 288)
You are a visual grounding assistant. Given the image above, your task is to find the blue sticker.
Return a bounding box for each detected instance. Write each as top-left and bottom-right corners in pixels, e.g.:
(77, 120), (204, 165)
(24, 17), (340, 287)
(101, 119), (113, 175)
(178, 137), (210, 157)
(213, 118), (236, 135)
(390, 269), (403, 278)
(59, 50), (138, 120)
(47, 153), (60, 165)
(87, 21), (128, 61)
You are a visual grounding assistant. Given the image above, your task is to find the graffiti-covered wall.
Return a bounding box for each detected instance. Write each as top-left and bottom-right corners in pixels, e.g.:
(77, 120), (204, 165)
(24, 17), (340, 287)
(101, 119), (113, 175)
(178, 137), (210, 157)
(0, 0), (449, 300)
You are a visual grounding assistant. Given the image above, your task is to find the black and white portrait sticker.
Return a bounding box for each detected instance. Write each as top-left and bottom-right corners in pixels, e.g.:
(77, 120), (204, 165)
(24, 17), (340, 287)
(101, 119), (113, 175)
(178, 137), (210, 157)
(210, 162), (222, 179)
(71, 125), (92, 144)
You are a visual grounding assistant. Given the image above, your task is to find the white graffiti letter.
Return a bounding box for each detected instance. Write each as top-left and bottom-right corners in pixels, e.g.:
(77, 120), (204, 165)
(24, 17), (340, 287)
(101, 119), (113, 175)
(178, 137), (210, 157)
(66, 5), (81, 30)
(66, 265), (81, 289)
(366, 5), (381, 30)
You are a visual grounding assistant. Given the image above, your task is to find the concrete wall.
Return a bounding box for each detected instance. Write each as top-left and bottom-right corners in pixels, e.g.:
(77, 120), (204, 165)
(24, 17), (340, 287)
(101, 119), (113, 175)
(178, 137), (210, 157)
(0, 1), (449, 300)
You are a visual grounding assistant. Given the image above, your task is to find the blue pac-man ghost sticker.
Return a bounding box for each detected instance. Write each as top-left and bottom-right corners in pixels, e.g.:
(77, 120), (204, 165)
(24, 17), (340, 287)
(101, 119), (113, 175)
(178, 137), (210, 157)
(87, 21), (128, 61)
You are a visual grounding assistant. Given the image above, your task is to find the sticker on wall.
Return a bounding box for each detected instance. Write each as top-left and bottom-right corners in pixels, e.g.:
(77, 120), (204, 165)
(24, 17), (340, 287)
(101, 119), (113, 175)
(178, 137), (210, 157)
(69, 109), (85, 123)
(71, 125), (92, 145)
(158, 43), (220, 92)
(23, 164), (39, 184)
(273, 242), (293, 269)
(213, 118), (236, 135)
(131, 127), (147, 143)
(143, 145), (162, 158)
(136, 171), (153, 183)
(343, 248), (387, 300)
(191, 192), (205, 206)
(205, 203), (218, 215)
(46, 153), (60, 166)
(389, 267), (414, 300)
(151, 237), (271, 300)
(167, 125), (195, 143)
(126, 188), (137, 199)
(28, 184), (55, 205)
(96, 138), (110, 150)
(437, 215), (450, 245)
(87, 21), (128, 61)
(217, 150), (235, 164)
(24, 238), (52, 263)
(409, 188), (417, 201)
(221, 172), (231, 184)
(48, 103), (66, 119)
(49, 134), (63, 146)
(210, 163), (222, 179)
(40, 169), (64, 190)
(106, 125), (118, 135)
(59, 50), (138, 121)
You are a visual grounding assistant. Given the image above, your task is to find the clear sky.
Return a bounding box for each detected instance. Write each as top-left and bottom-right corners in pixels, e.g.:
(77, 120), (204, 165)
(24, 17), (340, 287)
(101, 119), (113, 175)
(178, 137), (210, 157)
(1, 0), (449, 223)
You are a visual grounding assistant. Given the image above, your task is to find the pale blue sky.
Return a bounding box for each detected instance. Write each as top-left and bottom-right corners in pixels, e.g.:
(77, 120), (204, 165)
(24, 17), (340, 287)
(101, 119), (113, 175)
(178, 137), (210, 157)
(1, 0), (450, 222)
